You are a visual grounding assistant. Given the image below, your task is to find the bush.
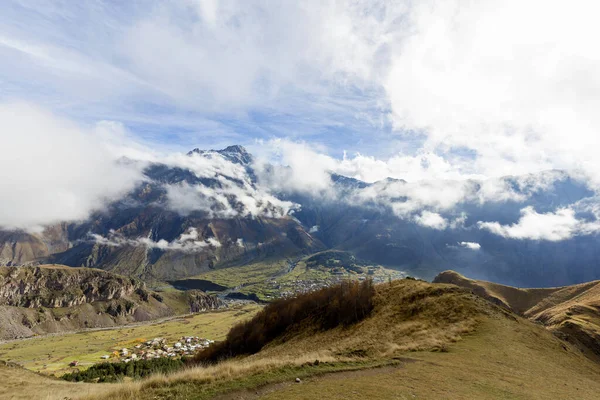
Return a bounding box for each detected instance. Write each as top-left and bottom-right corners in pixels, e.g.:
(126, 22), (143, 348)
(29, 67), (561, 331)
(195, 279), (375, 363)
(61, 357), (185, 383)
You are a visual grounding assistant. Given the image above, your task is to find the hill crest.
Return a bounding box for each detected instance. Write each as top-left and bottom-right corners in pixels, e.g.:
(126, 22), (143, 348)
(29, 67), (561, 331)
(434, 270), (600, 361)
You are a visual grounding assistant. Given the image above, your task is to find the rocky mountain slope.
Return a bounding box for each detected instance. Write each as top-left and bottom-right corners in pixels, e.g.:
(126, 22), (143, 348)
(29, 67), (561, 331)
(0, 265), (222, 340)
(0, 145), (599, 287)
(434, 270), (600, 361)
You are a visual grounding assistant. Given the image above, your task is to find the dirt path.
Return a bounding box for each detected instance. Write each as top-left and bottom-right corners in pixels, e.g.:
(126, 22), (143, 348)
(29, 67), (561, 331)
(212, 358), (419, 400)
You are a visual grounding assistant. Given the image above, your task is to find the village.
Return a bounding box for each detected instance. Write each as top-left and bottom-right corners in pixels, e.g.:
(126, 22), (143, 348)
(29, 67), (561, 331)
(69, 336), (215, 367)
(264, 268), (407, 299)
(117, 336), (214, 362)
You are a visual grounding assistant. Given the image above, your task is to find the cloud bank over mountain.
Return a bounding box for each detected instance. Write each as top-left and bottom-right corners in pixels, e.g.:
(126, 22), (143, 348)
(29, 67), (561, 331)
(0, 107), (597, 245)
(0, 103), (143, 231)
(89, 228), (221, 253)
(2, 0), (600, 247)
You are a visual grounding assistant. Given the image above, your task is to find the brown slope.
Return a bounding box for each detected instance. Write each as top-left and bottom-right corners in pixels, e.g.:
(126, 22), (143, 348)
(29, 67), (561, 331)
(0, 231), (48, 265)
(432, 270), (562, 313)
(434, 270), (600, 361)
(0, 225), (71, 266)
(0, 361), (112, 400)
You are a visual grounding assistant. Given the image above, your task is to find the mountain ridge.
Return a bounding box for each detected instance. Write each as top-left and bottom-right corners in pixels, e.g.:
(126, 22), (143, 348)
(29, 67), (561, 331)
(0, 145), (598, 288)
(434, 270), (600, 361)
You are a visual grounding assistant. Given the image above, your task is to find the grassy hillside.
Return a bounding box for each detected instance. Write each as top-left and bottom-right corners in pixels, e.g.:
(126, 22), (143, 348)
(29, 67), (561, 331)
(259, 315), (600, 400)
(72, 278), (600, 400)
(4, 277), (600, 399)
(0, 362), (110, 400)
(432, 270), (562, 313)
(434, 270), (600, 361)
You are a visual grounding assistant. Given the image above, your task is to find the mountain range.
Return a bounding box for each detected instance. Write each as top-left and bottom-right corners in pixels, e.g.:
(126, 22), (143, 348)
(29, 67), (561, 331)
(1, 145), (599, 288)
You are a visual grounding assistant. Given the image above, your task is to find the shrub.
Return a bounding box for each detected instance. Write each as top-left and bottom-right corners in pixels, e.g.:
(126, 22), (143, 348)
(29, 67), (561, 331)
(195, 279), (375, 363)
(61, 358), (185, 383)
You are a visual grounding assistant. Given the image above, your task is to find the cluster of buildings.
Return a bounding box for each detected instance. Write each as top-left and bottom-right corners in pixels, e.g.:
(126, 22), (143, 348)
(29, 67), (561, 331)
(264, 268), (407, 299)
(101, 336), (215, 363)
(274, 279), (341, 298)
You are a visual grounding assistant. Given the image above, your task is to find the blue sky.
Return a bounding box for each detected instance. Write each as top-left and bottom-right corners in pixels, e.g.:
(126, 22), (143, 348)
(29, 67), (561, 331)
(2, 0), (600, 178)
(0, 0), (400, 156)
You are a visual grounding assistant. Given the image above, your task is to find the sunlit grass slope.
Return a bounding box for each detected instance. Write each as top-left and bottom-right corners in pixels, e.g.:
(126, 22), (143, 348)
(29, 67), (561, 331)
(5, 278), (600, 400)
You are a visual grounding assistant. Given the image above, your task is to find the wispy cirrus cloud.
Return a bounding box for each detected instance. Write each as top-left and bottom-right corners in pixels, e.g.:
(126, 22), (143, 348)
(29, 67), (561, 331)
(0, 1), (394, 151)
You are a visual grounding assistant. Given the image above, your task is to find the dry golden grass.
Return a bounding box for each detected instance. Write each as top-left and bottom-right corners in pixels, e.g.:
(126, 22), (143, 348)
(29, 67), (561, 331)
(79, 279), (486, 399)
(253, 279), (481, 360)
(0, 362), (114, 400)
(260, 314), (600, 400)
(435, 270), (600, 362)
(525, 280), (600, 321)
(81, 353), (346, 400)
(8, 277), (598, 400)
(433, 270), (562, 313)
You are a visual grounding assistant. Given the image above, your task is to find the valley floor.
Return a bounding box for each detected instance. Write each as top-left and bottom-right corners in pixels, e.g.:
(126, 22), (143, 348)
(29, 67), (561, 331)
(0, 304), (260, 376)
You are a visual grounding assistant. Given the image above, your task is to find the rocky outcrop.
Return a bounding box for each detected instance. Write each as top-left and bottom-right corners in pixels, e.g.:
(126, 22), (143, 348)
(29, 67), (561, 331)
(188, 290), (224, 312)
(0, 265), (224, 340)
(0, 265), (141, 308)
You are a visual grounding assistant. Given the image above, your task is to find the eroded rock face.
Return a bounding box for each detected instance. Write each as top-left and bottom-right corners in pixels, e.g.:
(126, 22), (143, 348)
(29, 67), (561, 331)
(0, 265), (141, 308)
(188, 290), (224, 312)
(0, 265), (225, 340)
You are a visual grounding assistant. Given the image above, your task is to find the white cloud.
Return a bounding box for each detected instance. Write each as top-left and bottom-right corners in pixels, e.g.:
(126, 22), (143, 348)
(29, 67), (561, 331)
(458, 242), (481, 250)
(336, 151), (479, 183)
(478, 207), (581, 241)
(385, 0), (600, 182)
(164, 151), (250, 181)
(4, 1), (600, 244)
(0, 102), (143, 231)
(414, 211), (448, 230)
(164, 181), (297, 219)
(255, 139), (587, 226)
(309, 225), (319, 233)
(450, 213), (467, 230)
(116, 0), (396, 112)
(163, 150), (298, 219)
(5, 0), (600, 189)
(255, 139), (484, 188)
(351, 178), (476, 220)
(90, 228), (220, 253)
(254, 140), (338, 197)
